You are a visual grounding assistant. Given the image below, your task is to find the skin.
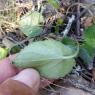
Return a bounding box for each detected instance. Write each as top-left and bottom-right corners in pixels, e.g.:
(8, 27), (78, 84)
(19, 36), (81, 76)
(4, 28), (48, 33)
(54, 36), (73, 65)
(0, 56), (40, 94)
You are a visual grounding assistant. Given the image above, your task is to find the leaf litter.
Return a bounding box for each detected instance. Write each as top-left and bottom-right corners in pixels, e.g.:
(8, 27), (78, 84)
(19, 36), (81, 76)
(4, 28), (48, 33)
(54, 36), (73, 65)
(0, 0), (95, 95)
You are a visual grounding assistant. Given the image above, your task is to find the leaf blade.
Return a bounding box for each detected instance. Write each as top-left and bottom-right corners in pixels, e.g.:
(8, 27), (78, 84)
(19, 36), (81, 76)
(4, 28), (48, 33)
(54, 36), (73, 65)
(19, 11), (44, 37)
(13, 39), (78, 79)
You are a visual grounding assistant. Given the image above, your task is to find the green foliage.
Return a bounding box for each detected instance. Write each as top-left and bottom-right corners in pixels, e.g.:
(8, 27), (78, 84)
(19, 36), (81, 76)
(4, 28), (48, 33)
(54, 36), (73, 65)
(84, 24), (95, 56)
(48, 0), (60, 9)
(37, 59), (75, 79)
(56, 18), (63, 25)
(79, 48), (93, 65)
(55, 18), (64, 33)
(0, 47), (8, 60)
(62, 37), (78, 47)
(79, 24), (95, 66)
(13, 39), (78, 79)
(19, 11), (44, 37)
(10, 45), (21, 54)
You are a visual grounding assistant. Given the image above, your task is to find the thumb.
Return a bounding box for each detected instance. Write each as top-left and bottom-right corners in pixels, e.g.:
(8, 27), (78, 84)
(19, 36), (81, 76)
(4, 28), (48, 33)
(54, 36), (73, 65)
(0, 69), (40, 95)
(12, 69), (40, 94)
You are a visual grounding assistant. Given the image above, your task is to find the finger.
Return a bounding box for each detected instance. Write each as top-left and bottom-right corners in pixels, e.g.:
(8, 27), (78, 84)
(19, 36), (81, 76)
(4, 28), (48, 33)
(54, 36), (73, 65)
(0, 58), (18, 83)
(9, 54), (17, 61)
(12, 69), (40, 94)
(9, 54), (23, 72)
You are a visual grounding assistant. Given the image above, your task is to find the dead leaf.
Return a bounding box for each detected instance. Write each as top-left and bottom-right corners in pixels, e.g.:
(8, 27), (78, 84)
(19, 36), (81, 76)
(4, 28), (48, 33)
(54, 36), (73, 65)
(84, 17), (93, 28)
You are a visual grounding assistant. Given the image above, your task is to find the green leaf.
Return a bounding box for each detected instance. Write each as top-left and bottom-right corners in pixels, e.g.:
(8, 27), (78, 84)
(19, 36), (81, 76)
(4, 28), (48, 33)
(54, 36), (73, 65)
(48, 0), (60, 9)
(37, 59), (75, 79)
(83, 24), (95, 56)
(13, 39), (78, 79)
(79, 24), (95, 68)
(62, 37), (79, 56)
(0, 47), (8, 60)
(79, 48), (93, 64)
(19, 11), (44, 37)
(10, 45), (21, 54)
(79, 48), (93, 69)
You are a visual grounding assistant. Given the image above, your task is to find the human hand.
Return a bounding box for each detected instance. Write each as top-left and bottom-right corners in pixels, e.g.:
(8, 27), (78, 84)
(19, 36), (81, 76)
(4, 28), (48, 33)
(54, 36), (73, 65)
(0, 55), (40, 95)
